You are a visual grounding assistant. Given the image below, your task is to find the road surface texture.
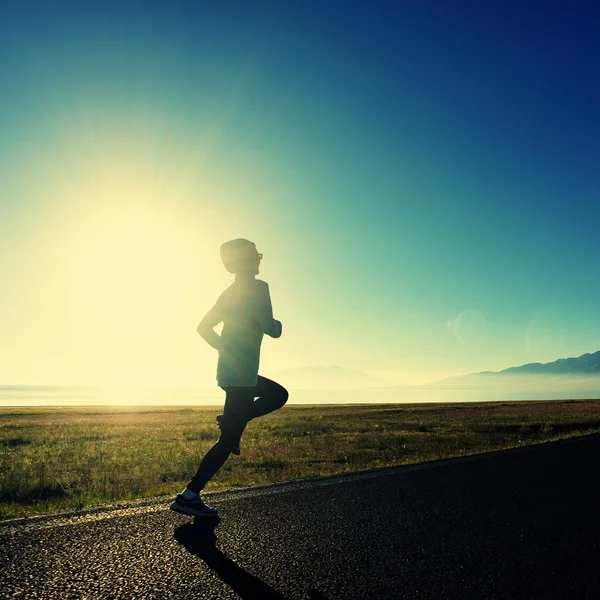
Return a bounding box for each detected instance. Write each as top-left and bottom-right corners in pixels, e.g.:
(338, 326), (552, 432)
(1, 434), (599, 599)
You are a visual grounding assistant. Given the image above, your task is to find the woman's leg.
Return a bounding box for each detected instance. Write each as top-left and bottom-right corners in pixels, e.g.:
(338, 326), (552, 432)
(249, 376), (289, 420)
(187, 387), (254, 493)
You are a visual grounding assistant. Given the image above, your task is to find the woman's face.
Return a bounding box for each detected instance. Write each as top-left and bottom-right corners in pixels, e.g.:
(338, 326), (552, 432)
(254, 252), (263, 274)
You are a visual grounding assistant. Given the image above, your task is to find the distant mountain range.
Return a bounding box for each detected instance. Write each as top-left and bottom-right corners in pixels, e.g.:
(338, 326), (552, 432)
(480, 350), (600, 376)
(432, 351), (600, 390)
(275, 351), (600, 392)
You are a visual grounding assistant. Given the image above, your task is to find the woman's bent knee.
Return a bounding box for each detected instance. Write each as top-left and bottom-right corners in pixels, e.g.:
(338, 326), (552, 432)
(276, 387), (289, 409)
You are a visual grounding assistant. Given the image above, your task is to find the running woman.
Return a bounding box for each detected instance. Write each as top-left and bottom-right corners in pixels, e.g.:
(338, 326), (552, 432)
(170, 238), (288, 517)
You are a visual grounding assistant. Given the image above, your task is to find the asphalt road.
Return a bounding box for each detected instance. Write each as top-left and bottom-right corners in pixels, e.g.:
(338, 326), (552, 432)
(1, 435), (599, 599)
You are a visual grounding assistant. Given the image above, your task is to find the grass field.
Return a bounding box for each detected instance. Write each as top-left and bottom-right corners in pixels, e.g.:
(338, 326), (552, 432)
(1, 399), (599, 520)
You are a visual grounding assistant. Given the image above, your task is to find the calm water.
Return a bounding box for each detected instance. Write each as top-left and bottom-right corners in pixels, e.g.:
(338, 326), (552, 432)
(1, 385), (599, 406)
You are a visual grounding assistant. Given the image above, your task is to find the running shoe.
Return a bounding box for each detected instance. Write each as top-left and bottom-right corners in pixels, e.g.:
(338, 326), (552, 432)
(170, 494), (219, 518)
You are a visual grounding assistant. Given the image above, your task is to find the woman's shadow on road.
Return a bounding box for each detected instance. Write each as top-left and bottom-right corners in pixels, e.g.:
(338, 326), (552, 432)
(174, 519), (328, 600)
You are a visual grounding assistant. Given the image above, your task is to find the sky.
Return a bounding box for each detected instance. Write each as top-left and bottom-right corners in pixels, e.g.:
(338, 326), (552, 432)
(1, 1), (600, 390)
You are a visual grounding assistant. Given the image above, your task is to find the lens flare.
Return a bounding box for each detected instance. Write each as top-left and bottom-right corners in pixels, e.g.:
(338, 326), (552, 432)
(450, 310), (489, 346)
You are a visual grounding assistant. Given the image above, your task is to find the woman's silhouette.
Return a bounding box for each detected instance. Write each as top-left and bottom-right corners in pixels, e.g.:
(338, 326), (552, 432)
(170, 238), (288, 517)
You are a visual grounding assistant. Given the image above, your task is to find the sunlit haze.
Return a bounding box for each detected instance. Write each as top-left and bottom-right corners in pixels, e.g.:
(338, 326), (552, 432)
(2, 2), (600, 396)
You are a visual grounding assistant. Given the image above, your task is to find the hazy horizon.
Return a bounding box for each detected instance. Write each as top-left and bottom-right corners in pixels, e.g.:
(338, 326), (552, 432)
(3, 361), (600, 407)
(3, 383), (600, 408)
(4, 350), (600, 391)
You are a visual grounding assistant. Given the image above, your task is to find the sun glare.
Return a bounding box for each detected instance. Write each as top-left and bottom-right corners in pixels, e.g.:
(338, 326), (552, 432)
(62, 201), (219, 391)
(22, 111), (234, 391)
(71, 211), (186, 320)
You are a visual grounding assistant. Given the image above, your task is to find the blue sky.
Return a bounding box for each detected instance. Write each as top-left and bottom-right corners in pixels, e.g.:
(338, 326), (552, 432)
(1, 1), (600, 387)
